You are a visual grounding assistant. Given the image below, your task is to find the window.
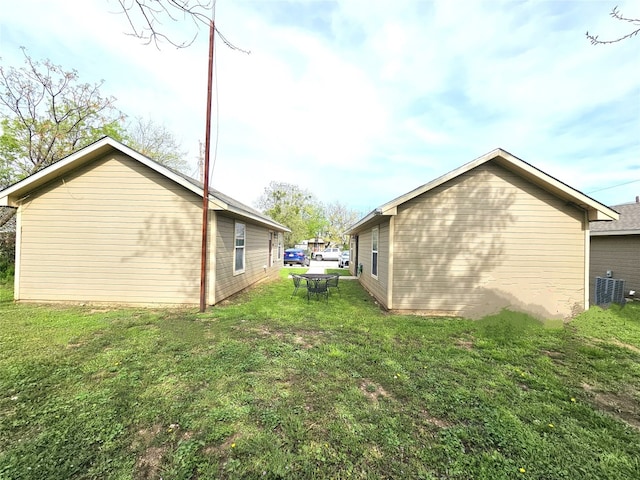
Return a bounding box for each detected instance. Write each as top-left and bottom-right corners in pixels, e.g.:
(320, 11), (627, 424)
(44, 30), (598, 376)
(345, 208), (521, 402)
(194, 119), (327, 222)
(277, 233), (282, 260)
(234, 222), (246, 274)
(371, 226), (378, 278)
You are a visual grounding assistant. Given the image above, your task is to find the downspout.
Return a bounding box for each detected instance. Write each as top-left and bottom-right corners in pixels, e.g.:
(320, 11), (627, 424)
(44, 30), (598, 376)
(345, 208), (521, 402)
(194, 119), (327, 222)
(583, 210), (590, 310)
(14, 209), (22, 300)
(200, 19), (215, 313)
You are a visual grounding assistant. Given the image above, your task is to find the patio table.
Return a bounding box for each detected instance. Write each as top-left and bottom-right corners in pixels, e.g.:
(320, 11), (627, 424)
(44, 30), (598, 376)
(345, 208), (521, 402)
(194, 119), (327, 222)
(299, 274), (337, 302)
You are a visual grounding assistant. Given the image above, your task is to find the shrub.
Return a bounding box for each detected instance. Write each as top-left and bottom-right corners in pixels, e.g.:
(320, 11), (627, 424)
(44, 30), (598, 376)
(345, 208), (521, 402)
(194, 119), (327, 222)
(0, 231), (16, 283)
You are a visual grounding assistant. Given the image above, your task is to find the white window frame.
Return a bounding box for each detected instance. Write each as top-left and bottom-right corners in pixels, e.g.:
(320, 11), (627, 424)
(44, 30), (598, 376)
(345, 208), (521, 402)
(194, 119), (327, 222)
(234, 221), (246, 275)
(371, 226), (378, 279)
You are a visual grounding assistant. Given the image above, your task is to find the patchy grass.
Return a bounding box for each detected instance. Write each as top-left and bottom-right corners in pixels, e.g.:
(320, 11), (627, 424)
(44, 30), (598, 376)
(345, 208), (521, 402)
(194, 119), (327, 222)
(0, 276), (639, 479)
(325, 268), (352, 276)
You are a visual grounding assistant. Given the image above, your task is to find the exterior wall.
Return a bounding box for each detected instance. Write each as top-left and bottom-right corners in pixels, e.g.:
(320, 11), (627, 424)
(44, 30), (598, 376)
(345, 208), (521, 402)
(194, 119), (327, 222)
(589, 235), (640, 303)
(15, 153), (203, 304)
(356, 219), (390, 308)
(391, 161), (587, 319)
(214, 215), (282, 303)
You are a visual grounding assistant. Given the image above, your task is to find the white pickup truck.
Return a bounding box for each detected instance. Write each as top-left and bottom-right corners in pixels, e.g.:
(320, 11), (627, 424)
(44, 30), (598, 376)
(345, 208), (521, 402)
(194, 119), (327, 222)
(313, 247), (342, 261)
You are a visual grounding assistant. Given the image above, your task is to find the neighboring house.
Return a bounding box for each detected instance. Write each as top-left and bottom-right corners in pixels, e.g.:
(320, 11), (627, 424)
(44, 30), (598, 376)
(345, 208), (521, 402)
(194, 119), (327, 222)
(0, 137), (289, 306)
(345, 148), (618, 320)
(589, 199), (640, 303)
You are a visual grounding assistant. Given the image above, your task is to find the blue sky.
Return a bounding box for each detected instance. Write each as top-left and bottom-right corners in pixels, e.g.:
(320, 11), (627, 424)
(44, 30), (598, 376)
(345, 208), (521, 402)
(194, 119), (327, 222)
(1, 0), (638, 215)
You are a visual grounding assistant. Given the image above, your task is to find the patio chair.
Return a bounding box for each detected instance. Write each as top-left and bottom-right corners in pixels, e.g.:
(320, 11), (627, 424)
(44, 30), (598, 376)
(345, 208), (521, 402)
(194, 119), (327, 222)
(326, 274), (340, 294)
(306, 277), (329, 302)
(290, 274), (303, 298)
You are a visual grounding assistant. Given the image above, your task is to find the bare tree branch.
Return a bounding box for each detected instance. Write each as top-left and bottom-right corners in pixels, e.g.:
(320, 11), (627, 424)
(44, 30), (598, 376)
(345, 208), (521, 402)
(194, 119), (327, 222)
(113, 0), (250, 53)
(586, 5), (640, 45)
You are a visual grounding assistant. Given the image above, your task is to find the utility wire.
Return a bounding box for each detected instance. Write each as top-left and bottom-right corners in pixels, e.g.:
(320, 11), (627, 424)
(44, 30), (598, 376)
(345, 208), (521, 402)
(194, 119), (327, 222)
(587, 178), (640, 194)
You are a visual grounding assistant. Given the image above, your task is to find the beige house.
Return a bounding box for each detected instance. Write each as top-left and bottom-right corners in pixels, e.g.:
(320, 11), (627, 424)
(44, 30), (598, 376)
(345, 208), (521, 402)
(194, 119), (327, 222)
(0, 137), (289, 306)
(345, 148), (618, 320)
(589, 200), (640, 303)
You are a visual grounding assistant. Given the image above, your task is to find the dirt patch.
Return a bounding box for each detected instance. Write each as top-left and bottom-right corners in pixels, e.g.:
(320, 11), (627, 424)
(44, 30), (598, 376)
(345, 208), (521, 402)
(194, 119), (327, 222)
(360, 379), (391, 403)
(582, 383), (640, 431)
(419, 409), (451, 428)
(135, 446), (167, 479)
(132, 425), (166, 479)
(541, 350), (564, 358)
(455, 339), (474, 350)
(293, 335), (314, 349)
(203, 432), (242, 455)
(609, 339), (640, 354)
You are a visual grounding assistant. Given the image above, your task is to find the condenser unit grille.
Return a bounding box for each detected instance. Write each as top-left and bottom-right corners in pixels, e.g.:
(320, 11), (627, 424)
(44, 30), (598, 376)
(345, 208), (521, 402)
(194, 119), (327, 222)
(594, 277), (625, 306)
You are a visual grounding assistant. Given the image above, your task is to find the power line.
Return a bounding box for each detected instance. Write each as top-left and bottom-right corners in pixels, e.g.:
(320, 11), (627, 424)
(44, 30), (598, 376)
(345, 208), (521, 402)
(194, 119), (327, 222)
(587, 178), (640, 194)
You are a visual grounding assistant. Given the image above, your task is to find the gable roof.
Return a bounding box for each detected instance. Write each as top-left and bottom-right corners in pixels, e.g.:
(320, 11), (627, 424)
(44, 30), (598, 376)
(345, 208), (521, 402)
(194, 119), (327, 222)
(346, 148), (618, 233)
(0, 136), (289, 232)
(590, 201), (640, 236)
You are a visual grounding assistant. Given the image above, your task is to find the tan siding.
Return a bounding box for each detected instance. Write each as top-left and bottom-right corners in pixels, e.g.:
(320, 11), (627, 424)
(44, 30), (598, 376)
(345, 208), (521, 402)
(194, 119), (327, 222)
(16, 154), (203, 304)
(589, 235), (640, 303)
(357, 220), (390, 308)
(392, 161), (586, 319)
(214, 215), (281, 303)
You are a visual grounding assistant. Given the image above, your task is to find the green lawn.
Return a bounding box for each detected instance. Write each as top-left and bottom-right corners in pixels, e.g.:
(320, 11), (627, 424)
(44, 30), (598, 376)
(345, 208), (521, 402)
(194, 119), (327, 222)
(1, 272), (639, 479)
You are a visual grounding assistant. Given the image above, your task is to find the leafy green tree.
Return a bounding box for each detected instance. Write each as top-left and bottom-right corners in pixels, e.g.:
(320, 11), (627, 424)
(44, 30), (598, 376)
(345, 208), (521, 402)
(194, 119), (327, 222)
(324, 201), (360, 248)
(256, 182), (325, 247)
(0, 50), (124, 186)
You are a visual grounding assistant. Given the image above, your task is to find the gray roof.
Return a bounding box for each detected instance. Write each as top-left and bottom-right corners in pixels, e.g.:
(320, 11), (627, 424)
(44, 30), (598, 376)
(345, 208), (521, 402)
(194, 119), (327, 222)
(169, 167), (271, 225)
(591, 202), (640, 235)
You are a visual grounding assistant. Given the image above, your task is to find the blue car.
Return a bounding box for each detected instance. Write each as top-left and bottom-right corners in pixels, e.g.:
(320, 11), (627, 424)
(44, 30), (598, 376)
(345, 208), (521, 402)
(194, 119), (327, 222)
(284, 248), (308, 266)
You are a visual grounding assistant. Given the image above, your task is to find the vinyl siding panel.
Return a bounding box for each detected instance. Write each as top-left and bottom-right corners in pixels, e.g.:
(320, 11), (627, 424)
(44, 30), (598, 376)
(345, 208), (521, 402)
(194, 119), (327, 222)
(357, 220), (390, 308)
(392, 161), (586, 319)
(16, 154), (203, 304)
(589, 235), (640, 303)
(214, 215), (281, 303)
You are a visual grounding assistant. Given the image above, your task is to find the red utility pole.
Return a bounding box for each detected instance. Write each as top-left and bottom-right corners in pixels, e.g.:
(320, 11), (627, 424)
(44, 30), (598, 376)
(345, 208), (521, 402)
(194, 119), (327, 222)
(200, 19), (215, 313)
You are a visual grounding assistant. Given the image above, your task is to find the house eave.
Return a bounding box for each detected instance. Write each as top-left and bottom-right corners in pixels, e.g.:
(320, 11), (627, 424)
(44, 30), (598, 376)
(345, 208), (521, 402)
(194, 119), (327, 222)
(0, 137), (204, 206)
(0, 136), (290, 233)
(590, 230), (640, 237)
(345, 148), (618, 232)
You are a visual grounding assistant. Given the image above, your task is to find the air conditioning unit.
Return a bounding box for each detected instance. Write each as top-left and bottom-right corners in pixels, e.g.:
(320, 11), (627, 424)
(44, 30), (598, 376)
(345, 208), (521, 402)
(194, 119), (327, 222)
(594, 277), (626, 305)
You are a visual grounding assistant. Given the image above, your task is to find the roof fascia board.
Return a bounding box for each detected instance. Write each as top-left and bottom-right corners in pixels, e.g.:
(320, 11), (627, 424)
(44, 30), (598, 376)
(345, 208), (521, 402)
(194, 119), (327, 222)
(221, 204), (290, 232)
(0, 137), (289, 232)
(0, 137), (206, 205)
(491, 152), (619, 221)
(590, 230), (640, 236)
(347, 148), (618, 232)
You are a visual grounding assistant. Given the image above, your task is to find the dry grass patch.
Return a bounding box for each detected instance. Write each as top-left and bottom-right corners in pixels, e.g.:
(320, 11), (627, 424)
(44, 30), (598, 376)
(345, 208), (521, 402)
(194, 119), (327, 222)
(419, 409), (452, 429)
(360, 379), (390, 403)
(582, 383), (640, 431)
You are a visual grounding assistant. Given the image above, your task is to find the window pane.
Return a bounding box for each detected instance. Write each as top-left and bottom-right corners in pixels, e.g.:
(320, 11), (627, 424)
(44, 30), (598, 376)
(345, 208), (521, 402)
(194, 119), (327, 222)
(235, 247), (244, 271)
(234, 222), (246, 272)
(372, 252), (378, 276)
(235, 223), (245, 243)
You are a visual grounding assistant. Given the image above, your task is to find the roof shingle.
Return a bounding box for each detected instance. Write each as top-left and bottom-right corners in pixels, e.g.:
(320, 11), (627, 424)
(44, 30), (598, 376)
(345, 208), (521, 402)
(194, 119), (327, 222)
(591, 202), (640, 233)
